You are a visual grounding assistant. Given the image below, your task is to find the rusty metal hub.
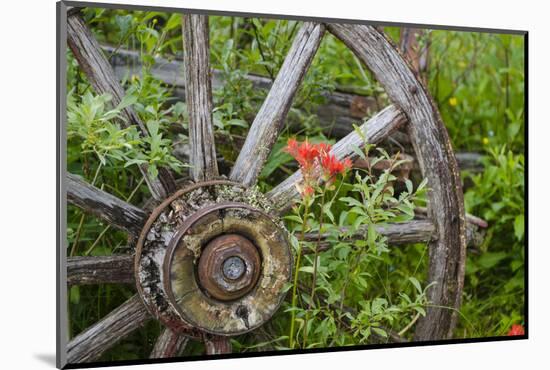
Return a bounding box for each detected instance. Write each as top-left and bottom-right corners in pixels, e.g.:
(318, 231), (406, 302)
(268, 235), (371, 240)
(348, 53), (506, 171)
(198, 234), (261, 301)
(134, 180), (292, 337)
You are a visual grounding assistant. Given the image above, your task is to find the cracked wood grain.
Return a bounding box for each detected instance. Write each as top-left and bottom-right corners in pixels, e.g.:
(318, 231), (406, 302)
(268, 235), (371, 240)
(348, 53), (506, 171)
(67, 173), (147, 238)
(150, 328), (189, 359)
(67, 255), (134, 286)
(182, 14), (219, 182)
(67, 295), (151, 363)
(304, 218), (485, 253)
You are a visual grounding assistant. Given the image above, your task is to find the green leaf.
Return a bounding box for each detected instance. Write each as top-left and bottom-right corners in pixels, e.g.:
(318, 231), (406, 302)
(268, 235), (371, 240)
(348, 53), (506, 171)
(350, 144), (366, 160)
(409, 277), (422, 294)
(116, 94), (138, 111)
(260, 141), (293, 179)
(227, 119), (249, 128)
(165, 13), (181, 31)
(514, 214), (524, 241)
(413, 306), (427, 317)
(284, 215), (303, 224)
(477, 252), (508, 269)
(114, 14), (133, 37)
(340, 196), (363, 208)
(299, 266), (315, 274)
(69, 286), (80, 305)
(147, 163), (159, 179)
(372, 327), (388, 338)
(405, 179), (413, 194)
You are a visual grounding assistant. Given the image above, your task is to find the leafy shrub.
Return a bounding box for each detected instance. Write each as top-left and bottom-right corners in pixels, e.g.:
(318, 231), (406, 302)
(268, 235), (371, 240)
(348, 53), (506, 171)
(460, 146), (525, 336)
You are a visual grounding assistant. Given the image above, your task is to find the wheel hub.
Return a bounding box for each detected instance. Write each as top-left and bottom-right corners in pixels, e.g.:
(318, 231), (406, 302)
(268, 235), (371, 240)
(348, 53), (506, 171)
(198, 234), (261, 301)
(134, 180), (292, 337)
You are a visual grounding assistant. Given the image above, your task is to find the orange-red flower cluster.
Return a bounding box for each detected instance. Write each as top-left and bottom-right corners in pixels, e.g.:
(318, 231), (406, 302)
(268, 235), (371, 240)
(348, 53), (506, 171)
(285, 138), (351, 198)
(507, 324), (525, 336)
(320, 153), (352, 180)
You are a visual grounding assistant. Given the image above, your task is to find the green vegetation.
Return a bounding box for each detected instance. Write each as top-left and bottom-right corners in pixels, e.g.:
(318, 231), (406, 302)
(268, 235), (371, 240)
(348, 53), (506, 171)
(67, 8), (525, 360)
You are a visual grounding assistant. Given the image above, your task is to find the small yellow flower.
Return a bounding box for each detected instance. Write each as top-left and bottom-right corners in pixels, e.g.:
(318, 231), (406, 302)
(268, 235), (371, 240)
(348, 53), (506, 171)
(482, 137), (489, 145)
(449, 97), (458, 107)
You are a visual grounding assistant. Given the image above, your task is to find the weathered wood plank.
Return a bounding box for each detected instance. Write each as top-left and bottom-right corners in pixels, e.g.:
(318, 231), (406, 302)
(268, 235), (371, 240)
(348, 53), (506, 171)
(67, 173), (147, 237)
(182, 14), (218, 182)
(230, 22), (326, 187)
(67, 12), (176, 200)
(67, 255), (134, 286)
(67, 295), (151, 363)
(303, 218), (485, 253)
(304, 220), (437, 252)
(150, 329), (189, 359)
(267, 105), (407, 211)
(328, 23), (466, 340)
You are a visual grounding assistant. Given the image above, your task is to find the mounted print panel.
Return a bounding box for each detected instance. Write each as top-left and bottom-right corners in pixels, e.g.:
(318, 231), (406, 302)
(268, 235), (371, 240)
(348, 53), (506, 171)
(57, 1), (527, 368)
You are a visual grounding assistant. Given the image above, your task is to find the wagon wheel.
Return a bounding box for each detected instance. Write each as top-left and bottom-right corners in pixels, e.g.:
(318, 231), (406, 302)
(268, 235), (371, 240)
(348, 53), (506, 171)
(65, 9), (466, 364)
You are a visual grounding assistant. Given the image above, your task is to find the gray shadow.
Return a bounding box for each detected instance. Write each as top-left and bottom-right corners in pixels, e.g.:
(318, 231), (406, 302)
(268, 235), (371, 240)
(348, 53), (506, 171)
(34, 353), (57, 367)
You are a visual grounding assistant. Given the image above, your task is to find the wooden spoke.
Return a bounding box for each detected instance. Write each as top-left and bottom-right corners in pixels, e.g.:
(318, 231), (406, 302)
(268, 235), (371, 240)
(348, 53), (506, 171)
(230, 22), (325, 187)
(303, 220), (437, 253)
(67, 12), (176, 200)
(204, 335), (232, 355)
(182, 14), (218, 182)
(67, 255), (134, 286)
(328, 23), (467, 340)
(267, 105), (406, 212)
(67, 295), (151, 364)
(67, 173), (147, 238)
(150, 328), (189, 359)
(303, 217), (486, 254)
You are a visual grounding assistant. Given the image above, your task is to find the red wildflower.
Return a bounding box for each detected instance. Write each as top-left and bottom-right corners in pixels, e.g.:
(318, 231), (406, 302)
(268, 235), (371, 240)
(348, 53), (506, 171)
(507, 324), (525, 336)
(285, 139), (320, 172)
(302, 185), (314, 197)
(316, 143), (332, 156)
(285, 138), (351, 198)
(320, 154), (352, 181)
(285, 138), (299, 157)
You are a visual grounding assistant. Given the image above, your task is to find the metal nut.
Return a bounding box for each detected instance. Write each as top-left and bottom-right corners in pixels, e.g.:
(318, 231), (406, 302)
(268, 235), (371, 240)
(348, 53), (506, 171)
(197, 234), (261, 301)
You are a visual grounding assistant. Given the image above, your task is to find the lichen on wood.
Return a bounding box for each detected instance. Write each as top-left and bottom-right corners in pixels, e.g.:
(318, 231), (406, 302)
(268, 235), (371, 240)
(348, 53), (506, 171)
(134, 180), (292, 337)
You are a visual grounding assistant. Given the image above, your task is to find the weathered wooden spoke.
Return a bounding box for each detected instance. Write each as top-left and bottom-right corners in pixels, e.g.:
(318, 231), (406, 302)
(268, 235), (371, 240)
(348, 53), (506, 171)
(67, 173), (147, 238)
(67, 295), (151, 363)
(182, 14), (218, 182)
(230, 22), (325, 187)
(267, 105), (406, 212)
(150, 329), (189, 359)
(328, 23), (467, 340)
(67, 255), (134, 286)
(67, 11), (176, 200)
(204, 335), (232, 355)
(303, 220), (436, 252)
(303, 218), (486, 254)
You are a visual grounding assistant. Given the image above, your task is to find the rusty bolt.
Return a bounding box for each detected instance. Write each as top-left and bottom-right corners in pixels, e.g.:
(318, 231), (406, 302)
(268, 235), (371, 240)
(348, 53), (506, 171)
(197, 234), (261, 301)
(223, 256), (246, 280)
